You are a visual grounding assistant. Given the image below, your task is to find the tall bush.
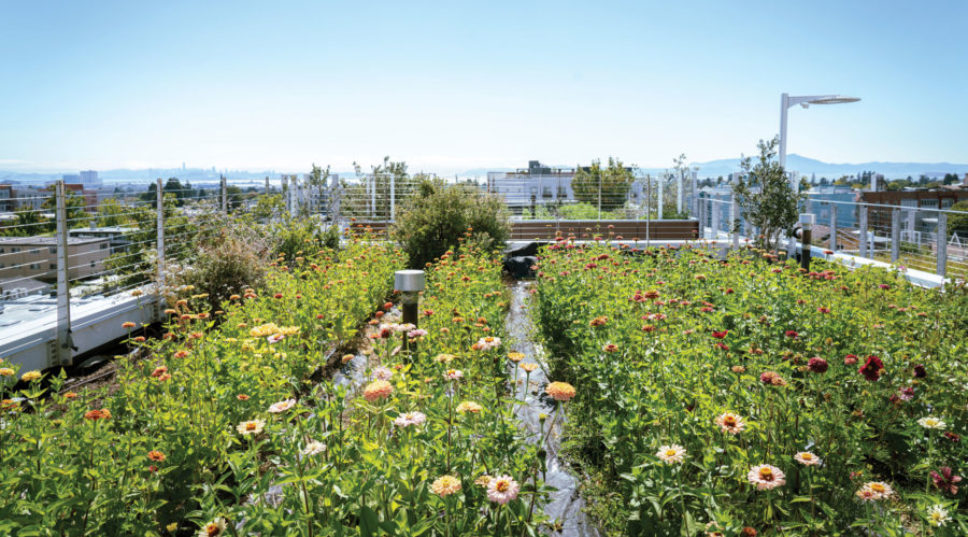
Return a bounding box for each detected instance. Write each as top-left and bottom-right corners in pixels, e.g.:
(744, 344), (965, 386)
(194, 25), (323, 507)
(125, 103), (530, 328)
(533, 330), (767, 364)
(391, 178), (510, 268)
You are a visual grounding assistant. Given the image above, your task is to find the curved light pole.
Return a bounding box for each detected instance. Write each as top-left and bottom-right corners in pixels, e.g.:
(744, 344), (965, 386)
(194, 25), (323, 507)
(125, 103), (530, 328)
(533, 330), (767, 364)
(779, 93), (860, 182)
(779, 93), (859, 258)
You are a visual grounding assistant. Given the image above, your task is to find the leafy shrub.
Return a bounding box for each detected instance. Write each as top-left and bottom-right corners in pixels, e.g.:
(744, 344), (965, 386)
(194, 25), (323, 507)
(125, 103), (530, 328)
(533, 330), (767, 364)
(269, 217), (340, 264)
(165, 235), (269, 313)
(533, 242), (968, 534)
(392, 178), (510, 268)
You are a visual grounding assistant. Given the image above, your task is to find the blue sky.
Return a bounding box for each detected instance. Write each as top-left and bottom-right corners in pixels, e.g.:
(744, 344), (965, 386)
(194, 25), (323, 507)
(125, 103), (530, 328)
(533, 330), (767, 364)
(1, 0), (965, 174)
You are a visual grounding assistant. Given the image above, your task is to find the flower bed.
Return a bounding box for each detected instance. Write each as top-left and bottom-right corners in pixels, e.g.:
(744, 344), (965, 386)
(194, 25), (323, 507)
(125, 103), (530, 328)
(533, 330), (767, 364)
(0, 243), (561, 536)
(532, 241), (968, 535)
(0, 240), (404, 535)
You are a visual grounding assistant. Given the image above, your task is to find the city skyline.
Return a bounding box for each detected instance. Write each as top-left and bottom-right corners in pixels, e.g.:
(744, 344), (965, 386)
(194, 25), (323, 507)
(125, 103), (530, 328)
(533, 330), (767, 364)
(1, 1), (966, 173)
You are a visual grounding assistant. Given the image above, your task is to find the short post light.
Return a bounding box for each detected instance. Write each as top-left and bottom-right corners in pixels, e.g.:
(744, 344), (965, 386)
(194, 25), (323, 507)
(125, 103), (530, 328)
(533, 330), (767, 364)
(799, 213), (815, 271)
(395, 269), (425, 351)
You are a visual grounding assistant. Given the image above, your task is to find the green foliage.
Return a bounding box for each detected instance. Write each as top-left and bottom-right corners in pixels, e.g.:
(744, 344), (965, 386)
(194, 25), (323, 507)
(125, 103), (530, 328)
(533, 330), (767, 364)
(948, 200), (968, 238)
(733, 136), (806, 252)
(340, 157), (422, 220)
(571, 157), (636, 211)
(391, 177), (510, 268)
(533, 242), (968, 534)
(96, 197), (128, 227)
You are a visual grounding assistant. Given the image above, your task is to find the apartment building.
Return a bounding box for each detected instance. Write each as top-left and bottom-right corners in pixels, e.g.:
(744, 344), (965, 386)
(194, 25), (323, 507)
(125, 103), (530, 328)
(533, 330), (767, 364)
(0, 236), (111, 281)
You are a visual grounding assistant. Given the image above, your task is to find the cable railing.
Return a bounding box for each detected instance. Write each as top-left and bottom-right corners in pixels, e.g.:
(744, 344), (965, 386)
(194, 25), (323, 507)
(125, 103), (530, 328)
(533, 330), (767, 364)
(694, 190), (968, 281)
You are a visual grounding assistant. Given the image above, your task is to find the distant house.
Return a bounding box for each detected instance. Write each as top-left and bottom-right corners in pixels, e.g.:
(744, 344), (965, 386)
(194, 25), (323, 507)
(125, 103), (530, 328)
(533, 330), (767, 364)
(0, 236), (111, 282)
(860, 190), (968, 231)
(487, 161), (577, 211)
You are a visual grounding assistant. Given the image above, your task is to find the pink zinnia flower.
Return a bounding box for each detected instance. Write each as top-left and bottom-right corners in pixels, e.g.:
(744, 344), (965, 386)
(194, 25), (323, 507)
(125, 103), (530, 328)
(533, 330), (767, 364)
(486, 475), (520, 504)
(748, 464), (785, 490)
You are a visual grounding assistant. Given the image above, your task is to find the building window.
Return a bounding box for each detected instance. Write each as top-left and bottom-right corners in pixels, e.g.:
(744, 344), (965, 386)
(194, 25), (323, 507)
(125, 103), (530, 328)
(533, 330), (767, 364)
(920, 200), (939, 209)
(941, 198), (954, 209)
(0, 263), (4, 268)
(100, 243), (108, 249)
(30, 248), (40, 255)
(11, 247), (20, 253)
(29, 263), (39, 270)
(49, 247), (56, 254)
(90, 260), (96, 268)
(0, 248), (4, 253)
(50, 263), (56, 269)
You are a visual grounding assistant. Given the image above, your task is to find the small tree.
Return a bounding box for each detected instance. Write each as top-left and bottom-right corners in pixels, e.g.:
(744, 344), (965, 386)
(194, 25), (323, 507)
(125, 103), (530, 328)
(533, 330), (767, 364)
(732, 136), (805, 252)
(391, 178), (510, 268)
(571, 157), (635, 212)
(948, 200), (968, 239)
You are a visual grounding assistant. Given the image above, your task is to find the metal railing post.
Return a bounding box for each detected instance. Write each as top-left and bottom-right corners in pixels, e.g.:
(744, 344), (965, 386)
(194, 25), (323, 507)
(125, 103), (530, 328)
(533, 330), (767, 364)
(657, 175), (664, 220)
(730, 193), (739, 248)
(390, 173), (396, 222)
(55, 181), (72, 367)
(858, 205), (868, 258)
(220, 175), (228, 213)
(265, 176), (270, 195)
(156, 178), (165, 290)
(676, 171), (684, 215)
(711, 199), (720, 239)
(937, 212), (947, 278)
(890, 208), (900, 263)
(829, 204), (838, 252)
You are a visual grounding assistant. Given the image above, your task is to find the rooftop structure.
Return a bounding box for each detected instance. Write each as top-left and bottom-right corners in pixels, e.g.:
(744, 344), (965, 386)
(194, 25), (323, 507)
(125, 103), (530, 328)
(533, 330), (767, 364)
(0, 236), (111, 281)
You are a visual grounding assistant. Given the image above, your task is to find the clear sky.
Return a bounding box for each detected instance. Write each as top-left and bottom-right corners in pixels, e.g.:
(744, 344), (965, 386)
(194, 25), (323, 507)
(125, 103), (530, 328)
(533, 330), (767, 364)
(1, 0), (965, 174)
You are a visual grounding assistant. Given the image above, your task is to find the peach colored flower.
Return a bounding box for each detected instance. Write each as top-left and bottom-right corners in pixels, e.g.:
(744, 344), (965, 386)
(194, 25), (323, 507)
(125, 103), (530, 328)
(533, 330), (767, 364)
(363, 380), (393, 402)
(545, 381), (576, 402)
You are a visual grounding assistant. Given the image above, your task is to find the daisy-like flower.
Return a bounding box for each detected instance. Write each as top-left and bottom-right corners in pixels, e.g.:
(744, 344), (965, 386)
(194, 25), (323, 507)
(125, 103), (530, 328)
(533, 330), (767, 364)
(856, 481), (893, 501)
(407, 329), (428, 338)
(0, 367), (14, 377)
(545, 381), (576, 402)
(507, 352), (525, 363)
(714, 412), (745, 435)
(474, 336), (502, 351)
(434, 353), (455, 363)
(794, 452), (821, 466)
(20, 370), (42, 382)
(602, 343), (619, 353)
(486, 475), (520, 504)
(474, 475), (492, 488)
(267, 399), (296, 414)
(430, 475), (462, 497)
(918, 416), (946, 429)
(926, 504), (951, 527)
(456, 401), (483, 414)
(372, 366), (393, 381)
(393, 411), (427, 428)
(519, 363), (539, 374)
(236, 419), (266, 436)
(656, 444), (687, 464)
(267, 334), (285, 344)
(444, 369), (463, 381)
(747, 464), (786, 490)
(148, 450), (166, 462)
(302, 440), (327, 456)
(362, 380), (393, 402)
(197, 517), (226, 537)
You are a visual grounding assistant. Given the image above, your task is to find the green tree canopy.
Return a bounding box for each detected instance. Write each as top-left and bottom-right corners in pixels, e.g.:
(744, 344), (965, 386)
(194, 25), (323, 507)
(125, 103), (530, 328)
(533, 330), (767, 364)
(571, 157), (635, 211)
(732, 136), (806, 252)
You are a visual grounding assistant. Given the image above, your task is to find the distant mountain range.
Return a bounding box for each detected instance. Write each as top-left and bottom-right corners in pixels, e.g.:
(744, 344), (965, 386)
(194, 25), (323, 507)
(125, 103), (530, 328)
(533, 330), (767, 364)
(684, 154), (968, 180)
(2, 154), (966, 185)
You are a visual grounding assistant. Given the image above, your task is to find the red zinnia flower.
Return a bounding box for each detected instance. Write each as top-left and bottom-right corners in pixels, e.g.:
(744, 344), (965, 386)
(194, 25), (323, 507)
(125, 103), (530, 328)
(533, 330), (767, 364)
(859, 355), (884, 381)
(785, 330), (799, 339)
(273, 293), (283, 299)
(844, 354), (858, 365)
(913, 364), (926, 378)
(711, 330), (728, 339)
(930, 467), (962, 495)
(807, 357), (828, 374)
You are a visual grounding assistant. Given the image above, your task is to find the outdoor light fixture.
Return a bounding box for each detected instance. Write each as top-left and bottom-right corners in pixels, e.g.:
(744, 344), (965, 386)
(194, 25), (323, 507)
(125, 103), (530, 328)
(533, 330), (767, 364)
(779, 93), (860, 172)
(394, 269), (425, 326)
(799, 213), (816, 271)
